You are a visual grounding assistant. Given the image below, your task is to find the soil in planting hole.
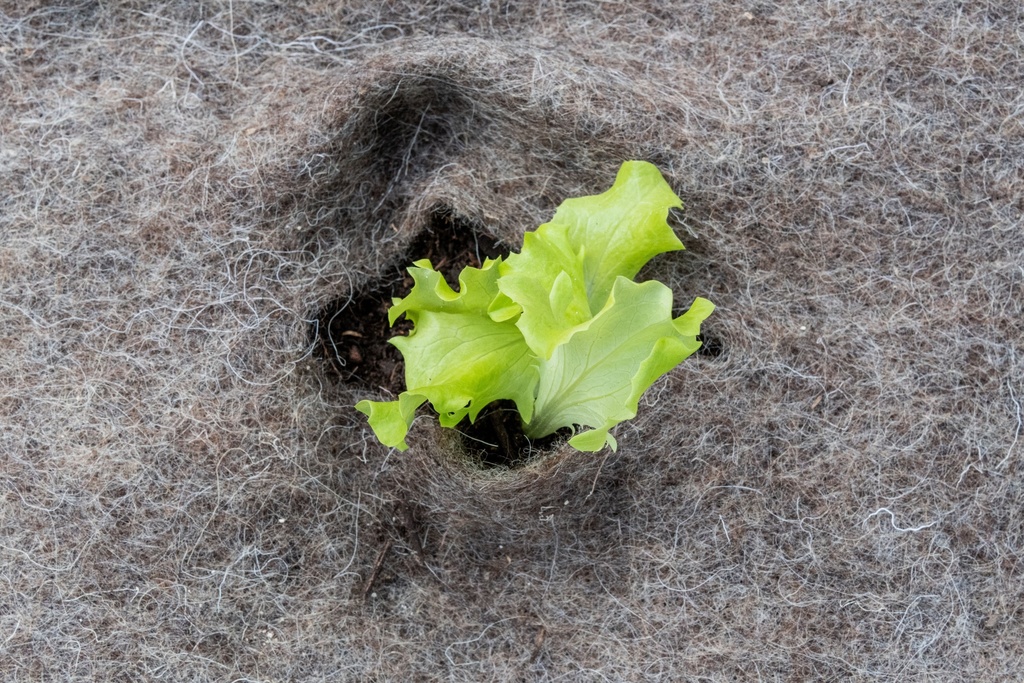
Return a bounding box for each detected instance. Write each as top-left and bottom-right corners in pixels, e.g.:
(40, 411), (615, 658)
(458, 400), (569, 469)
(313, 208), (561, 468)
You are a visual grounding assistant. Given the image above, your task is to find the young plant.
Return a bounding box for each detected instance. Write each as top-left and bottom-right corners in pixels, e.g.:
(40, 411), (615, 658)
(356, 161), (714, 453)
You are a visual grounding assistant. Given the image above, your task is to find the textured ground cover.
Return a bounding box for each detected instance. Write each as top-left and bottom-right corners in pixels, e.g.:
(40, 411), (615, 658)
(2, 2), (1022, 680)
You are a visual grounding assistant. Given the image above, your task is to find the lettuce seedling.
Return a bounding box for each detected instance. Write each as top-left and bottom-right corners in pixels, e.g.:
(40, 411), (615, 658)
(356, 161), (714, 452)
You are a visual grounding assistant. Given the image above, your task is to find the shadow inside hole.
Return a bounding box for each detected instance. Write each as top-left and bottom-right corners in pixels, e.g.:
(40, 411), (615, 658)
(457, 400), (570, 470)
(312, 207), (507, 395)
(695, 333), (724, 359)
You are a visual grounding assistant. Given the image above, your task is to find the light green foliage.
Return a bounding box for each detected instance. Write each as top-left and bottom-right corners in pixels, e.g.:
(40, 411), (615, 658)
(356, 161), (714, 452)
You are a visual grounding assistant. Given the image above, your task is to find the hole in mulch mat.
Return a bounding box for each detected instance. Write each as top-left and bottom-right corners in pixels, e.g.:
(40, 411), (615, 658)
(313, 207), (565, 469)
(313, 206), (506, 394)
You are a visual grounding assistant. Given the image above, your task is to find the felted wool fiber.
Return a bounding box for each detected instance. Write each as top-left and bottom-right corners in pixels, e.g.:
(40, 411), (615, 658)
(2, 2), (1022, 681)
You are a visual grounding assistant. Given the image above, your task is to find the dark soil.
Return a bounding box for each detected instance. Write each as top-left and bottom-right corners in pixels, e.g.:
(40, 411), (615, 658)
(695, 332), (724, 359)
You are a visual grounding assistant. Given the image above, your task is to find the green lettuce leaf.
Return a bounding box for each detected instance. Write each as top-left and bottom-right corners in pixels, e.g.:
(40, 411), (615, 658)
(488, 223), (592, 358)
(356, 160), (713, 454)
(527, 279), (714, 451)
(354, 392), (428, 452)
(495, 160), (684, 358)
(355, 257), (538, 451)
